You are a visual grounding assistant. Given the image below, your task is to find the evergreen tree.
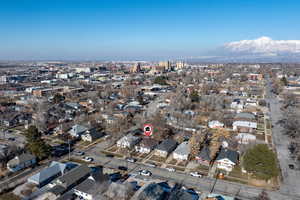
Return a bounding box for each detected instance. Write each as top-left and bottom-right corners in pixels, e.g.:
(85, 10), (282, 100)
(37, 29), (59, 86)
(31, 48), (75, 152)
(25, 126), (51, 160)
(243, 144), (278, 180)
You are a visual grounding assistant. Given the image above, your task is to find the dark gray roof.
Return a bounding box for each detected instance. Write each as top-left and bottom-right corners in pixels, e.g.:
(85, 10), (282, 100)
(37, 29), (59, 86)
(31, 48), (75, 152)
(197, 146), (211, 161)
(234, 112), (255, 120)
(56, 164), (91, 188)
(48, 185), (65, 196)
(84, 129), (104, 140)
(156, 139), (177, 153)
(8, 153), (35, 166)
(216, 147), (239, 164)
(168, 189), (195, 200)
(138, 183), (168, 200)
(74, 178), (98, 195)
(139, 138), (159, 148)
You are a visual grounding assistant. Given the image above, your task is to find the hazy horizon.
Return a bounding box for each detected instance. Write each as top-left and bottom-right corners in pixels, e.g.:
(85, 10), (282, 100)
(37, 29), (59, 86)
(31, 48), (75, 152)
(1, 0), (300, 61)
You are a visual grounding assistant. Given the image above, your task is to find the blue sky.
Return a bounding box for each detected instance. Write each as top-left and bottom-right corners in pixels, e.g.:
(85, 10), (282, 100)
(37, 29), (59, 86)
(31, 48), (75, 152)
(0, 0), (299, 60)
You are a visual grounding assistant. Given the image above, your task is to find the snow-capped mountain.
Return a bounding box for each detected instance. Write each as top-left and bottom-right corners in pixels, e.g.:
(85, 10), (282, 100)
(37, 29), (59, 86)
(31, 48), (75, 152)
(223, 36), (300, 56)
(187, 36), (300, 62)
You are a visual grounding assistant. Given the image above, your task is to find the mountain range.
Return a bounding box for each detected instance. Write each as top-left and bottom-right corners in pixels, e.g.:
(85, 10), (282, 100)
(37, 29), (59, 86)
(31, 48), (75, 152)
(188, 37), (300, 63)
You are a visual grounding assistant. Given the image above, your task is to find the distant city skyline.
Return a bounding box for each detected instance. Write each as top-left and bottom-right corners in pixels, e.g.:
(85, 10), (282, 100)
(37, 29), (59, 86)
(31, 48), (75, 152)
(1, 0), (300, 61)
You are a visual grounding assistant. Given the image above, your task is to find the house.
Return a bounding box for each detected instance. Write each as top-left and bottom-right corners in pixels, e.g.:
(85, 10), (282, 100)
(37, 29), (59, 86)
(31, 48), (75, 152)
(105, 182), (134, 200)
(230, 99), (244, 111)
(232, 112), (257, 132)
(135, 138), (159, 154)
(168, 183), (198, 200)
(81, 129), (104, 142)
(196, 146), (211, 166)
(0, 112), (31, 127)
(7, 153), (36, 172)
(116, 134), (141, 149)
(173, 141), (190, 161)
(28, 161), (76, 187)
(73, 170), (109, 200)
(69, 124), (88, 138)
(235, 133), (256, 144)
(73, 178), (98, 200)
(154, 139), (177, 158)
(208, 120), (224, 129)
(215, 147), (239, 172)
(245, 98), (258, 107)
(138, 182), (169, 200)
(46, 165), (91, 198)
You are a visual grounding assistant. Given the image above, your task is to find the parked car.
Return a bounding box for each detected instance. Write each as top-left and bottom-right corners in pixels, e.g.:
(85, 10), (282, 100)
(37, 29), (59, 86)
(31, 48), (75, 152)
(146, 163), (156, 168)
(289, 164), (295, 170)
(166, 167), (175, 172)
(190, 172), (202, 178)
(82, 156), (93, 162)
(126, 158), (136, 163)
(74, 151), (84, 156)
(106, 154), (114, 158)
(139, 169), (152, 176)
(118, 166), (128, 171)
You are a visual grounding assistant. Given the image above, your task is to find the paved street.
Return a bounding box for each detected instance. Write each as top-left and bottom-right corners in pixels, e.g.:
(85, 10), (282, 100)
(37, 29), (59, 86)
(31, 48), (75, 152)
(83, 147), (300, 200)
(266, 79), (300, 197)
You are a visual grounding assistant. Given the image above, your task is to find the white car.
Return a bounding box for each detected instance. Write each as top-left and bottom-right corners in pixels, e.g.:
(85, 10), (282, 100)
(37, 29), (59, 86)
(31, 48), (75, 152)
(82, 156), (93, 162)
(166, 167), (175, 172)
(139, 170), (152, 176)
(146, 163), (156, 168)
(190, 172), (202, 178)
(126, 158), (136, 163)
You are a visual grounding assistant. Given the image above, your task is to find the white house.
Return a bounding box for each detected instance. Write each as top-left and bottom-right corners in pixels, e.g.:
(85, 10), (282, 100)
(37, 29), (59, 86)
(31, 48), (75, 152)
(235, 133), (256, 144)
(117, 135), (141, 149)
(81, 129), (104, 142)
(135, 138), (158, 154)
(230, 100), (244, 111)
(232, 121), (257, 132)
(69, 124), (88, 138)
(233, 113), (257, 132)
(215, 148), (239, 172)
(173, 141), (190, 161)
(208, 120), (224, 129)
(245, 98), (258, 107)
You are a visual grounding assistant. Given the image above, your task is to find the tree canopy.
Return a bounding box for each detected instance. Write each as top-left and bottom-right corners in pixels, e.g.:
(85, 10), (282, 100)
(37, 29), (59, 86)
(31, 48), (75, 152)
(153, 76), (168, 85)
(53, 93), (65, 104)
(280, 76), (288, 86)
(189, 90), (200, 102)
(25, 126), (51, 160)
(243, 144), (279, 180)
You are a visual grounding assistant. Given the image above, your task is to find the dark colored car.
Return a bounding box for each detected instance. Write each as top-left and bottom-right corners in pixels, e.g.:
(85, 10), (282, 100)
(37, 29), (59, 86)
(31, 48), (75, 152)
(289, 164), (295, 169)
(106, 154), (114, 158)
(118, 166), (128, 171)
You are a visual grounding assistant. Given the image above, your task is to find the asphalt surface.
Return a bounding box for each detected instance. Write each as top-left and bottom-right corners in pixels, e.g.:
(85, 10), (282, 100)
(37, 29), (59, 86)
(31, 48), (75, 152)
(265, 79), (300, 197)
(84, 148), (300, 200)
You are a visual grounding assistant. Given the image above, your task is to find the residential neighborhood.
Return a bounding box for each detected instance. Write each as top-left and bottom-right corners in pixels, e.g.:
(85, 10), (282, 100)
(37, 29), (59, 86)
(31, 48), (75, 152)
(0, 61), (299, 200)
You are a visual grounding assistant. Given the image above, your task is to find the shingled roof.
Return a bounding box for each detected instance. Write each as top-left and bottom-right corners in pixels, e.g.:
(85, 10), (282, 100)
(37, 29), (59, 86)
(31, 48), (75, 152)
(216, 147), (239, 164)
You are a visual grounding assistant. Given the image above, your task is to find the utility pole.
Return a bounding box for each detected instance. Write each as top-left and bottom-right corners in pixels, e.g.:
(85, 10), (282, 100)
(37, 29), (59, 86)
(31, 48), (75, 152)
(68, 138), (71, 161)
(210, 170), (219, 194)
